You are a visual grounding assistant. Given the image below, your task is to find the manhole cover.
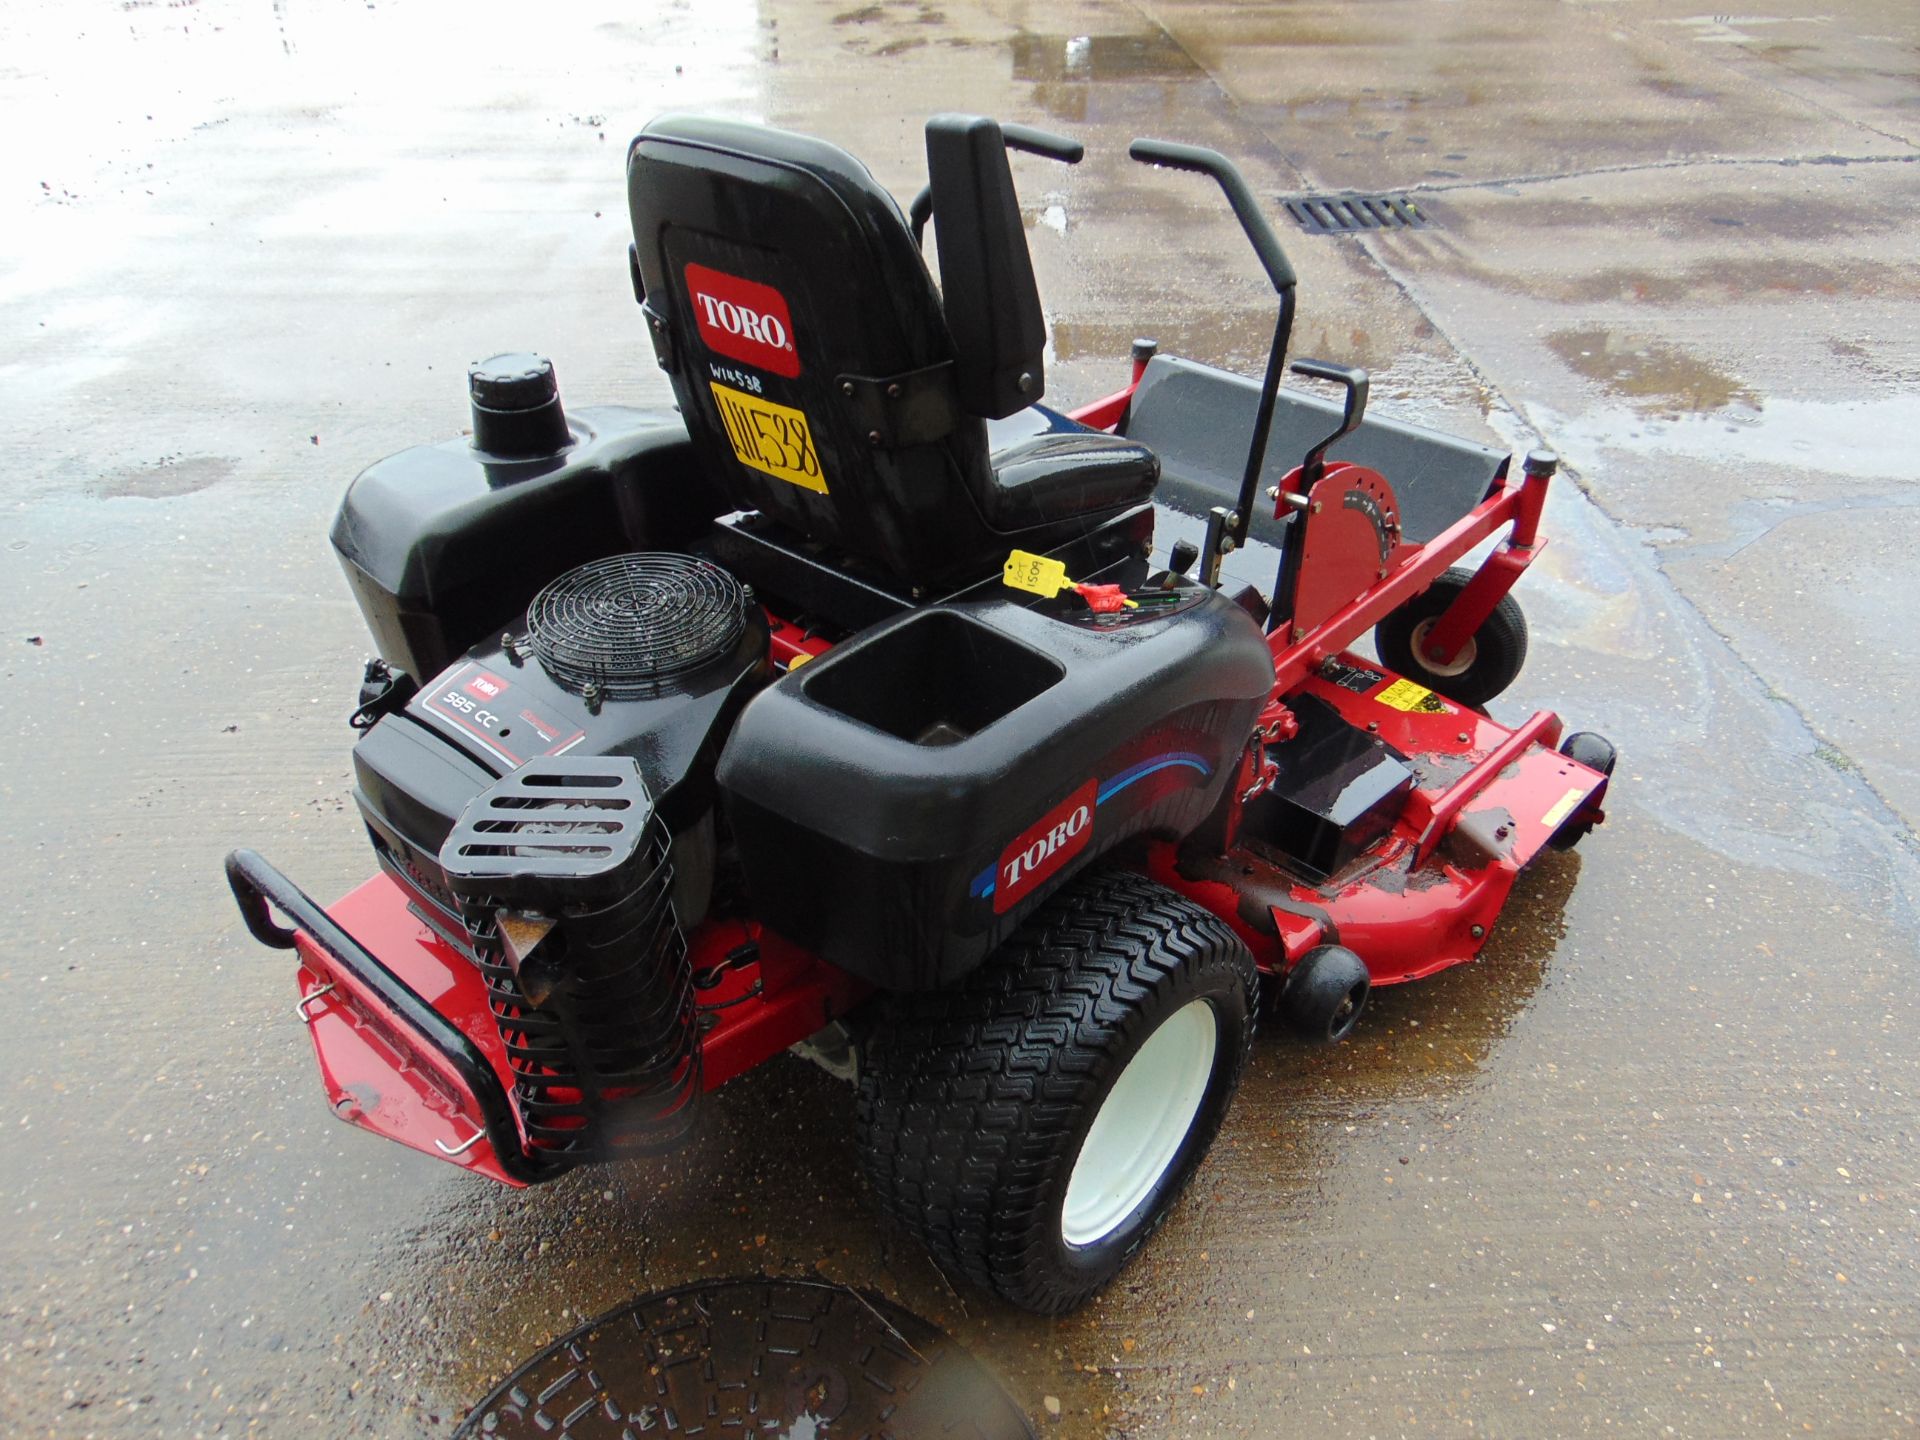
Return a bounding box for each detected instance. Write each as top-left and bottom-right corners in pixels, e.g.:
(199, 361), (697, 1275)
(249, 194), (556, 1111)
(455, 1276), (1035, 1438)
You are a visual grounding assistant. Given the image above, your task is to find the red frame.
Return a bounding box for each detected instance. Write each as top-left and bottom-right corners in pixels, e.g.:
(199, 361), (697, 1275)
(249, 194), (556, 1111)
(270, 356), (1605, 1184)
(290, 888), (869, 1186)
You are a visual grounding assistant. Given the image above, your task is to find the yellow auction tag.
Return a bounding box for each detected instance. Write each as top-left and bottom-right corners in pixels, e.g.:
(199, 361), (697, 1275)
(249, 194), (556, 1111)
(709, 381), (828, 494)
(1003, 549), (1072, 598)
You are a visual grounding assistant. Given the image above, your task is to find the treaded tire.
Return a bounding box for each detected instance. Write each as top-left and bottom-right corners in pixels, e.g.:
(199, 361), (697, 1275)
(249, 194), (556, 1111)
(856, 869), (1257, 1315)
(1374, 565), (1529, 707)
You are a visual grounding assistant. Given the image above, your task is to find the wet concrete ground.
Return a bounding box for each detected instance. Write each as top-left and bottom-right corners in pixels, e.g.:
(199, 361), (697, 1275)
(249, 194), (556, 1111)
(2, 0), (1916, 1434)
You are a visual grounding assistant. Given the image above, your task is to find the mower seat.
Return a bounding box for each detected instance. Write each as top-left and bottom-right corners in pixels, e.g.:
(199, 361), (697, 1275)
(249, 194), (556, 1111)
(626, 115), (1157, 590)
(983, 405), (1157, 530)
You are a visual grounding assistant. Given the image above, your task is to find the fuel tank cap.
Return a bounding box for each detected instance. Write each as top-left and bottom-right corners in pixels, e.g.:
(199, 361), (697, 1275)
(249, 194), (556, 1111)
(468, 352), (570, 457)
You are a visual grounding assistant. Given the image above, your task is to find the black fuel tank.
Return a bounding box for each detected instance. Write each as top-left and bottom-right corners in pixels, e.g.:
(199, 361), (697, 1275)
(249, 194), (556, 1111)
(331, 356), (724, 684)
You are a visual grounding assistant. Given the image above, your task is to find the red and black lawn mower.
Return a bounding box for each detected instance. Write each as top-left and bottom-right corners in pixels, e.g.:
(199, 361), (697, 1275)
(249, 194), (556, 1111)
(226, 114), (1613, 1315)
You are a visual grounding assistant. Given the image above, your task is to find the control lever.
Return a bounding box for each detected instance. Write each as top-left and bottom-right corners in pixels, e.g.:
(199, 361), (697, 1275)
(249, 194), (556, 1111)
(1290, 358), (1370, 485)
(1127, 139), (1299, 560)
(1000, 123), (1086, 164)
(1125, 139), (1295, 294)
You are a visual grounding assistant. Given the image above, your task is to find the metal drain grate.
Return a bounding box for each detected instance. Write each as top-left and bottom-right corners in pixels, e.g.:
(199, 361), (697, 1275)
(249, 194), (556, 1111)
(1283, 193), (1430, 234)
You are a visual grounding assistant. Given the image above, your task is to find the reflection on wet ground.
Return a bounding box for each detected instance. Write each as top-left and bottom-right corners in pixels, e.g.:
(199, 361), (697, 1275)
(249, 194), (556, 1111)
(1546, 329), (1758, 416)
(1009, 31), (1199, 84)
(1545, 392), (1920, 483)
(4, 0), (1918, 1435)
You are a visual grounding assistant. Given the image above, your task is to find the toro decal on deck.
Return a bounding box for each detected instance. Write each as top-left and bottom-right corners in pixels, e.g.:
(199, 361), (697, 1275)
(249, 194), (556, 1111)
(684, 263), (801, 378)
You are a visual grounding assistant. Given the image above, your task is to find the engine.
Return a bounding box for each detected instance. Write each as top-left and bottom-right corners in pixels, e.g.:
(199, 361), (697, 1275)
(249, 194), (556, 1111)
(349, 551), (771, 1167)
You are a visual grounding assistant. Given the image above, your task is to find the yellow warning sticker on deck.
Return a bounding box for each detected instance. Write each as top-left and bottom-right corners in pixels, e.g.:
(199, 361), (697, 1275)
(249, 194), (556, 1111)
(1003, 549), (1072, 598)
(1541, 786), (1586, 828)
(1376, 678), (1450, 714)
(710, 381), (828, 493)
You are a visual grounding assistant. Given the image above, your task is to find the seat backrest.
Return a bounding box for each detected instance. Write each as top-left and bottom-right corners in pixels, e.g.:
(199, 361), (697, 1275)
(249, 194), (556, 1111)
(628, 115), (1006, 585)
(923, 113), (1048, 421)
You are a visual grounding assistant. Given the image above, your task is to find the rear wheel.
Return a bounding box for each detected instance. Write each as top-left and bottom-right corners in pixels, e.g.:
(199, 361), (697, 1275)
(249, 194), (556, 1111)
(856, 869), (1257, 1315)
(1374, 566), (1529, 707)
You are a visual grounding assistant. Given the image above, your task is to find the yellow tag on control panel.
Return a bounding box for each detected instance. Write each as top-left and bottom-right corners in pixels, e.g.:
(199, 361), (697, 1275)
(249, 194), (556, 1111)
(1003, 549), (1072, 598)
(709, 381), (828, 494)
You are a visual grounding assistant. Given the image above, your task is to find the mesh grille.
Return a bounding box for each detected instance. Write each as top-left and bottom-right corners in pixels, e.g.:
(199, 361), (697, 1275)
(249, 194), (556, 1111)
(527, 554), (748, 698)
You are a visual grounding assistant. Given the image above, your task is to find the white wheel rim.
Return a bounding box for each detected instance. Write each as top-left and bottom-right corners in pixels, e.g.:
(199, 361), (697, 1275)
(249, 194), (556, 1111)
(1409, 617), (1477, 678)
(1060, 999), (1218, 1248)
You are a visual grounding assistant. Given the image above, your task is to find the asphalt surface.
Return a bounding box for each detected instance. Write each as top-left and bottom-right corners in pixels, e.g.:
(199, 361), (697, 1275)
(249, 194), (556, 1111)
(3, 0), (1916, 1435)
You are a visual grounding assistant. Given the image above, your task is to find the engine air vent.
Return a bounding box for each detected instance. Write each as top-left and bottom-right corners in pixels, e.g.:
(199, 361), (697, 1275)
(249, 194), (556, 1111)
(527, 553), (749, 699)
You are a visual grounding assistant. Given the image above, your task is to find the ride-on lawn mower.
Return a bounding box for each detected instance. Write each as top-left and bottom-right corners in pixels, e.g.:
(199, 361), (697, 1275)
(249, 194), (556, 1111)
(226, 114), (1614, 1315)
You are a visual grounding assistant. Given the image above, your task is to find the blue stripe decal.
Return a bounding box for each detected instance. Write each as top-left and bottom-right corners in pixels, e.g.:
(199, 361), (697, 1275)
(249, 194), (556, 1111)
(1097, 752), (1212, 805)
(970, 752), (1213, 903)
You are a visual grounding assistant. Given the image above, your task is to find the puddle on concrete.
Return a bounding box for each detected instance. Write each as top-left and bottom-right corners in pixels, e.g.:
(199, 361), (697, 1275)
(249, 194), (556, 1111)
(1611, 255), (1911, 304)
(1547, 328), (1757, 416)
(91, 453), (236, 499)
(1008, 31), (1200, 84)
(1543, 391), (1920, 482)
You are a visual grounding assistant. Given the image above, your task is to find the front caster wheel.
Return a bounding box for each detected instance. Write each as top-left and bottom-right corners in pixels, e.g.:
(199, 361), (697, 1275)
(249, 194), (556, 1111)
(856, 869), (1257, 1315)
(1374, 565), (1529, 707)
(1549, 730), (1617, 850)
(1279, 944), (1371, 1044)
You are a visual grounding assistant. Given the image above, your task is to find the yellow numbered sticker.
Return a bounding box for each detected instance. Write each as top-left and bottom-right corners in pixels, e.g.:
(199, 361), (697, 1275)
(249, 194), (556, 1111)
(709, 381), (828, 494)
(1003, 549), (1072, 598)
(1541, 786), (1586, 828)
(1375, 678), (1450, 714)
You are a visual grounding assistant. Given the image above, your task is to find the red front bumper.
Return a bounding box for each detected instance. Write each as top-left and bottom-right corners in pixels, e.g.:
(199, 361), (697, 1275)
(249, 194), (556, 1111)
(225, 853), (867, 1186)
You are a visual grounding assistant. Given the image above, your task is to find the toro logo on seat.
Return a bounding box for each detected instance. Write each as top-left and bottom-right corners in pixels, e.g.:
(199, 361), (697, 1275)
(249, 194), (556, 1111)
(995, 779), (1097, 914)
(684, 263), (800, 379)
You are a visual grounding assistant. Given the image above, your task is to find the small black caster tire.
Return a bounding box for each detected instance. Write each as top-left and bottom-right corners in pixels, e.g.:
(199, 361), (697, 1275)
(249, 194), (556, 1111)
(1549, 730), (1617, 850)
(857, 869), (1257, 1315)
(1279, 944), (1371, 1044)
(1374, 566), (1529, 707)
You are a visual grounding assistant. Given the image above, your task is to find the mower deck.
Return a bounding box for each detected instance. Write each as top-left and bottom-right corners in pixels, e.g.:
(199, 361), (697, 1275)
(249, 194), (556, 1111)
(1152, 655), (1599, 985)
